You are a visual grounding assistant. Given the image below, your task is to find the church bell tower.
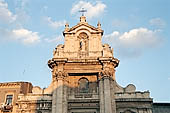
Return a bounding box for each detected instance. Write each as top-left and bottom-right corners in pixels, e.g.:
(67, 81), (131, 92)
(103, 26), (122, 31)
(48, 15), (119, 113)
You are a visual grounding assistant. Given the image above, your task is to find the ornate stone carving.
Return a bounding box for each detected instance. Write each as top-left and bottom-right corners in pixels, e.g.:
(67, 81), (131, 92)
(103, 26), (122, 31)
(101, 70), (114, 77)
(54, 71), (68, 80)
(22, 104), (28, 109)
(98, 68), (115, 80)
(48, 60), (57, 69)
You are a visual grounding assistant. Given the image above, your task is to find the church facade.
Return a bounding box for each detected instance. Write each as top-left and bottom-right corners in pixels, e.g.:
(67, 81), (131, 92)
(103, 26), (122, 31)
(0, 16), (169, 113)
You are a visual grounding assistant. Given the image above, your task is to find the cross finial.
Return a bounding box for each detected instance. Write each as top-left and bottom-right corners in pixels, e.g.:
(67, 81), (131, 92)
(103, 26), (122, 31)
(79, 8), (87, 16)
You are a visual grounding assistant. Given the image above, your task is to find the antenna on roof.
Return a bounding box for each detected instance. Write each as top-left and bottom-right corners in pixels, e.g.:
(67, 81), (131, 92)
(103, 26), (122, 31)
(79, 8), (87, 16)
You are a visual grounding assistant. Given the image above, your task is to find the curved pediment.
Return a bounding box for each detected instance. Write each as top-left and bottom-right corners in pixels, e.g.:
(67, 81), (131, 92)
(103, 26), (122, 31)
(63, 16), (103, 36)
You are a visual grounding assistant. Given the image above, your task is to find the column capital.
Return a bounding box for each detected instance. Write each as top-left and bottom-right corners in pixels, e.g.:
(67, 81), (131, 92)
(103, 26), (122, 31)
(54, 71), (68, 81)
(99, 69), (115, 80)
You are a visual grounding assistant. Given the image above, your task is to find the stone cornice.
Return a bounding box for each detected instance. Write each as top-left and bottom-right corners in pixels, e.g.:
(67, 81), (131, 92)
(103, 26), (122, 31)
(50, 57), (119, 64)
(115, 98), (153, 102)
(99, 57), (119, 68)
(48, 58), (67, 69)
(0, 82), (30, 87)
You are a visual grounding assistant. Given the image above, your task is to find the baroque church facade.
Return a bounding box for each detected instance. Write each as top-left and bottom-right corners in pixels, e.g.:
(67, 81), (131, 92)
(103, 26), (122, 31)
(0, 16), (169, 113)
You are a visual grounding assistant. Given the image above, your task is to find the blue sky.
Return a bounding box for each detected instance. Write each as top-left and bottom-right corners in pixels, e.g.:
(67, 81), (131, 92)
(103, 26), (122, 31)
(0, 0), (170, 102)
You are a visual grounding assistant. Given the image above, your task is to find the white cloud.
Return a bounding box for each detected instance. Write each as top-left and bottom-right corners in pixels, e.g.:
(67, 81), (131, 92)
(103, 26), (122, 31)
(44, 17), (66, 29)
(44, 35), (63, 43)
(168, 77), (170, 80)
(0, 0), (16, 24)
(104, 28), (163, 58)
(119, 28), (161, 48)
(71, 1), (106, 19)
(12, 29), (40, 44)
(105, 31), (120, 39)
(0, 28), (40, 44)
(149, 18), (166, 28)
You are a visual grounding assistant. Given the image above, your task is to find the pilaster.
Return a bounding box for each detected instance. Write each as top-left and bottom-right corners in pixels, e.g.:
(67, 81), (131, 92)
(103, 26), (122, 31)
(52, 80), (57, 113)
(51, 70), (68, 113)
(99, 73), (104, 113)
(103, 76), (113, 113)
(98, 59), (117, 113)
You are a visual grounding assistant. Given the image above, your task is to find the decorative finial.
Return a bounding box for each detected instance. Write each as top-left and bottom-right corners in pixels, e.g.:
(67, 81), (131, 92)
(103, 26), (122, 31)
(79, 8), (87, 16)
(97, 21), (101, 29)
(65, 22), (69, 31)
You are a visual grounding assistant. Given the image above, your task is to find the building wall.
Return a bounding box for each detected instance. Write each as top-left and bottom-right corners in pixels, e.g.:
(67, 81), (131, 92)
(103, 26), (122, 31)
(0, 82), (32, 113)
(153, 103), (170, 113)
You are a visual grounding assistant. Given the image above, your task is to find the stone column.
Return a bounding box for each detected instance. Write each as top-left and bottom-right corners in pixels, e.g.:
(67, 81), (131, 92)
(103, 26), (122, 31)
(103, 76), (113, 113)
(63, 73), (68, 113)
(52, 81), (57, 113)
(52, 71), (68, 113)
(56, 78), (63, 113)
(110, 80), (116, 113)
(99, 77), (104, 113)
(100, 68), (117, 113)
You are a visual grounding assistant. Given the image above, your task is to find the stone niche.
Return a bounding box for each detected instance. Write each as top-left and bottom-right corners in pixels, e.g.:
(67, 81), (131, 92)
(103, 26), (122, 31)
(68, 73), (99, 96)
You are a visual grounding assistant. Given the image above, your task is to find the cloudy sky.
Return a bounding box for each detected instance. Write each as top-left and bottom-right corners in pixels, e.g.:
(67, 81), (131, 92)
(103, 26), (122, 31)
(0, 0), (170, 102)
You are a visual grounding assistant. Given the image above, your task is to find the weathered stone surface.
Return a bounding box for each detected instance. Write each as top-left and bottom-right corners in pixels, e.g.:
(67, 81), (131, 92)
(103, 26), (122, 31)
(153, 103), (170, 113)
(1, 15), (168, 113)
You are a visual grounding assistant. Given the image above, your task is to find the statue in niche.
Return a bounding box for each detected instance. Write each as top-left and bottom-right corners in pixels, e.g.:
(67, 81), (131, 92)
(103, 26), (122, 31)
(80, 41), (83, 49)
(78, 77), (89, 93)
(78, 32), (88, 52)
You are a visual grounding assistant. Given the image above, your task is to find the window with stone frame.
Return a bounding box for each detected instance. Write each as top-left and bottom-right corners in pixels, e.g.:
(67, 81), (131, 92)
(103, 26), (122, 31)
(78, 77), (89, 93)
(5, 95), (13, 105)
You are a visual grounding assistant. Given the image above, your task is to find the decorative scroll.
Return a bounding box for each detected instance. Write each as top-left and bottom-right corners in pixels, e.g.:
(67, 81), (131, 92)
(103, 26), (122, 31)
(48, 60), (57, 69)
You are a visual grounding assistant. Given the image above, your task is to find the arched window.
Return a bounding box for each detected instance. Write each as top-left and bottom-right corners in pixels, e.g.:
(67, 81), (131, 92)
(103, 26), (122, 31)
(78, 77), (89, 93)
(5, 95), (13, 105)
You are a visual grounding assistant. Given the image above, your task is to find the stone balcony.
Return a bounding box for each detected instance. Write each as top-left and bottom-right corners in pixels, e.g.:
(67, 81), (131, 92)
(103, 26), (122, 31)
(115, 91), (151, 99)
(0, 104), (13, 112)
(68, 93), (99, 100)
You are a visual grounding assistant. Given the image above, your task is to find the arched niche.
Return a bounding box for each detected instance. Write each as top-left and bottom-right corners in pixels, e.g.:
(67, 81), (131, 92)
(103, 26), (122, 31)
(78, 77), (89, 93)
(77, 32), (89, 52)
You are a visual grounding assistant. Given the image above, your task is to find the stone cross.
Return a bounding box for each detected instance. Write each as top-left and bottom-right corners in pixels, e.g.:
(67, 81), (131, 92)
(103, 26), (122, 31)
(79, 8), (87, 16)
